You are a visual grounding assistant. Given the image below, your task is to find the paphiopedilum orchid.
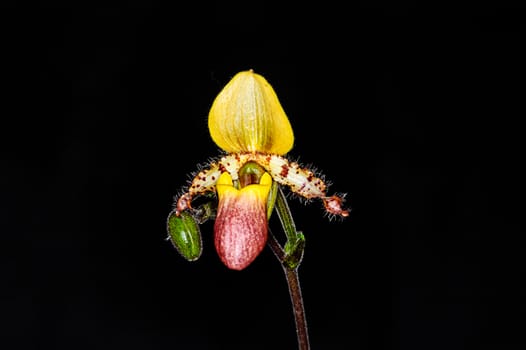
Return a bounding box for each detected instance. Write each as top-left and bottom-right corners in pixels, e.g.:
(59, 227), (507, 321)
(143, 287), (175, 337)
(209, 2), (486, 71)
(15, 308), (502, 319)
(168, 70), (349, 271)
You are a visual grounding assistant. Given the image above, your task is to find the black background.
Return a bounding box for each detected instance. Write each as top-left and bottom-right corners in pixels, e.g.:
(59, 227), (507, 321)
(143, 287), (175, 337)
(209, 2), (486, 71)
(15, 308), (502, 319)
(2, 3), (526, 350)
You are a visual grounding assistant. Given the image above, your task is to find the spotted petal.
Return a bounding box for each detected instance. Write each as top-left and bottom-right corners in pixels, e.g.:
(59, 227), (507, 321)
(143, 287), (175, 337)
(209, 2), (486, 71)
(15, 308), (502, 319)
(214, 171), (272, 270)
(208, 70), (294, 155)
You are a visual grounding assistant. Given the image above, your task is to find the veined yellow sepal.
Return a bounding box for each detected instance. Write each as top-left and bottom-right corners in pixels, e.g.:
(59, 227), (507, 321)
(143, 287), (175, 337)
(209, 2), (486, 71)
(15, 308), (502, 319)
(208, 70), (294, 155)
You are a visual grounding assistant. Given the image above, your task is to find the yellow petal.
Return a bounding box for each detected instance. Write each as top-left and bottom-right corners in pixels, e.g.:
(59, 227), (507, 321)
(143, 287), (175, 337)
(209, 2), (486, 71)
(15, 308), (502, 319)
(208, 70), (294, 155)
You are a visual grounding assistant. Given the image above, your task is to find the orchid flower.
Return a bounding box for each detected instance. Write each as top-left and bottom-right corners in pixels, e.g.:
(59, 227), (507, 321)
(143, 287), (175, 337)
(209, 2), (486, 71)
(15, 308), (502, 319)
(168, 70), (349, 271)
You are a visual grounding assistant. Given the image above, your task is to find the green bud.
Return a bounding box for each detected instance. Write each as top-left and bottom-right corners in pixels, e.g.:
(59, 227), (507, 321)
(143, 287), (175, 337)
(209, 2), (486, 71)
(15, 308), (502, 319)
(167, 210), (202, 261)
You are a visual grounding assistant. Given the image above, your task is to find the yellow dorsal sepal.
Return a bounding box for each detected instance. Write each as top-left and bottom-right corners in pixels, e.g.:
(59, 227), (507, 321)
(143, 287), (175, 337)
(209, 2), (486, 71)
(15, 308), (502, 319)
(208, 70), (294, 155)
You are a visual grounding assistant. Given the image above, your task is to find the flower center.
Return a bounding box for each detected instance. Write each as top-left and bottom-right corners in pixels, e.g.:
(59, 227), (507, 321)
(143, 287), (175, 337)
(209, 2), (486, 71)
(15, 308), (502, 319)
(238, 161), (266, 188)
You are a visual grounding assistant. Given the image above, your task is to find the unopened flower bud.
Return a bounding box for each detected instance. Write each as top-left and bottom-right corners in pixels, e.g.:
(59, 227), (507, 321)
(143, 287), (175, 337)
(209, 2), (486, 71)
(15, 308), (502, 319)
(167, 210), (202, 261)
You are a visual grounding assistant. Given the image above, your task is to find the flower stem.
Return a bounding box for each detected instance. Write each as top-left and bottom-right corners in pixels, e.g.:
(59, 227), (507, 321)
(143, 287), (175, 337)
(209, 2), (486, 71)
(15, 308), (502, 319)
(268, 186), (311, 350)
(284, 266), (310, 350)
